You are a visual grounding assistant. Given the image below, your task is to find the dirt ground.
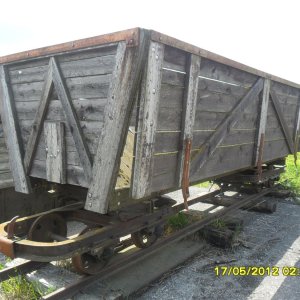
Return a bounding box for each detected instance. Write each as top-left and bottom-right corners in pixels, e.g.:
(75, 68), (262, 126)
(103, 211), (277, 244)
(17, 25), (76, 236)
(137, 193), (300, 300)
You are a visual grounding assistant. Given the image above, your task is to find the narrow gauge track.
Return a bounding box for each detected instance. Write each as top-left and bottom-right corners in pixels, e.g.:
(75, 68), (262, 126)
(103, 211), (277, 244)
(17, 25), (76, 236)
(0, 188), (273, 300)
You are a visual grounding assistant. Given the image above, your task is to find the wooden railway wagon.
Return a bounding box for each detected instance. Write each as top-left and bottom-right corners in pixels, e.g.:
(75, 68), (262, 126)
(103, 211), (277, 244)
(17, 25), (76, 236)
(0, 28), (299, 272)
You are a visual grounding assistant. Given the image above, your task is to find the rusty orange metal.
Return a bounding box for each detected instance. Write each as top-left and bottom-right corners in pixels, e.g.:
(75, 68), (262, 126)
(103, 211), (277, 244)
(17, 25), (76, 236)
(0, 235), (15, 258)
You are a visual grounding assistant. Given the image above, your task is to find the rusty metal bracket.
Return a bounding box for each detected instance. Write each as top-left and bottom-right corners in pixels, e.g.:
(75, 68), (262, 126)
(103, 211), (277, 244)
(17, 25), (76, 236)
(181, 138), (192, 210)
(7, 216), (19, 239)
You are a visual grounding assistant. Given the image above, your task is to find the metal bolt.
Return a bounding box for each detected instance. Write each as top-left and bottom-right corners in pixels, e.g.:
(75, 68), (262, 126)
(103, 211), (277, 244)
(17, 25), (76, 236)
(155, 55), (159, 60)
(57, 149), (60, 153)
(152, 88), (156, 94)
(88, 193), (92, 198)
(152, 47), (155, 52)
(89, 202), (92, 207)
(45, 147), (48, 152)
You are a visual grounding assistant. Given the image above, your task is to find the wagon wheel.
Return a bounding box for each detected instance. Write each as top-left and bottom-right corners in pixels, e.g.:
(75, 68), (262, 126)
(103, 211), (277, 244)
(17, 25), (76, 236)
(72, 227), (114, 275)
(28, 213), (67, 242)
(131, 225), (163, 249)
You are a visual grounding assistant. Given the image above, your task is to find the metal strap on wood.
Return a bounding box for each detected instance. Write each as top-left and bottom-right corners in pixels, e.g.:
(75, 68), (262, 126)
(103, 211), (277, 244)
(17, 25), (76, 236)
(178, 53), (201, 209)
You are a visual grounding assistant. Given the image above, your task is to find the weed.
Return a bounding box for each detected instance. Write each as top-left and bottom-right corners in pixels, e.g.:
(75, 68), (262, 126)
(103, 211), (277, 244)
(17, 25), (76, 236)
(0, 275), (42, 300)
(167, 212), (189, 231)
(280, 154), (300, 196)
(211, 219), (227, 229)
(0, 262), (52, 300)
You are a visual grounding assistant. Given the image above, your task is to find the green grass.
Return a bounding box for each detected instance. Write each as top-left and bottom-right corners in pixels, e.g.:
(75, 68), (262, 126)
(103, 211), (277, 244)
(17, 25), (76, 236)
(167, 212), (189, 230)
(280, 154), (300, 196)
(0, 263), (54, 300)
(193, 181), (212, 188)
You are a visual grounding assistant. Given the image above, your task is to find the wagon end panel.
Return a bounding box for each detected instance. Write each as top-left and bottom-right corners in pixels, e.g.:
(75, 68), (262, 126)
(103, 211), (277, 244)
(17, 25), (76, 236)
(1, 44), (119, 191)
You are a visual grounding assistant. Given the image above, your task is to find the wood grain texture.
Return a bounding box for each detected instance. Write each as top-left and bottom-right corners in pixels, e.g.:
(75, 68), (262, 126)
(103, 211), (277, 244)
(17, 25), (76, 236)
(132, 41), (165, 200)
(52, 56), (93, 182)
(86, 32), (150, 213)
(23, 58), (54, 173)
(44, 122), (66, 183)
(0, 66), (31, 193)
(253, 79), (270, 165)
(190, 78), (264, 176)
(177, 54), (201, 185)
(269, 89), (294, 154)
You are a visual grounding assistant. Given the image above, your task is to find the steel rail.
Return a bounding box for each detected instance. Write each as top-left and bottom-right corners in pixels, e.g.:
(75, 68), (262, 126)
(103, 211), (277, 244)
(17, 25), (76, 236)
(42, 188), (273, 300)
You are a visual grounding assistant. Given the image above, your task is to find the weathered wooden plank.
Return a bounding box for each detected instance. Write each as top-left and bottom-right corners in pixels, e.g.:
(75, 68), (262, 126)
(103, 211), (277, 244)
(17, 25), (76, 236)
(163, 45), (187, 72)
(12, 74), (111, 102)
(30, 159), (88, 187)
(271, 81), (300, 98)
(253, 79), (270, 166)
(0, 65), (31, 193)
(59, 55), (115, 78)
(196, 91), (240, 113)
(0, 172), (14, 189)
(200, 58), (258, 88)
(190, 78), (264, 176)
(151, 170), (177, 193)
(269, 89), (294, 154)
(191, 143), (254, 182)
(262, 139), (289, 162)
(154, 132), (181, 153)
(159, 84), (184, 109)
(177, 54), (201, 186)
(23, 59), (54, 173)
(152, 153), (178, 176)
(52, 56), (93, 182)
(131, 41), (165, 200)
(44, 122), (66, 184)
(16, 98), (107, 122)
(198, 77), (249, 99)
(275, 93), (298, 106)
(156, 108), (183, 131)
(161, 69), (185, 87)
(9, 55), (116, 85)
(87, 33), (150, 213)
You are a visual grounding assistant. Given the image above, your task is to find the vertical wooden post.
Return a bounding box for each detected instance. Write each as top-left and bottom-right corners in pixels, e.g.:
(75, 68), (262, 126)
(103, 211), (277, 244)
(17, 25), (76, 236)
(0, 66), (31, 193)
(293, 94), (300, 163)
(177, 54), (201, 185)
(44, 122), (66, 184)
(131, 41), (165, 200)
(86, 30), (150, 214)
(253, 78), (270, 173)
